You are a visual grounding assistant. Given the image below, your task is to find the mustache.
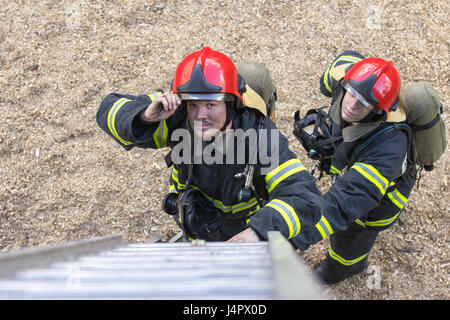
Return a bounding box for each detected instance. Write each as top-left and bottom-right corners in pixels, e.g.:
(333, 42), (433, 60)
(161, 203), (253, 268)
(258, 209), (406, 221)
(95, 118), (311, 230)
(193, 120), (212, 127)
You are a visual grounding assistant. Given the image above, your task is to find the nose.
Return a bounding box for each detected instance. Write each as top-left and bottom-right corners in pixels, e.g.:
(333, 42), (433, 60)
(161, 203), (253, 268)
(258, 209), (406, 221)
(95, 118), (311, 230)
(196, 106), (208, 120)
(346, 94), (361, 111)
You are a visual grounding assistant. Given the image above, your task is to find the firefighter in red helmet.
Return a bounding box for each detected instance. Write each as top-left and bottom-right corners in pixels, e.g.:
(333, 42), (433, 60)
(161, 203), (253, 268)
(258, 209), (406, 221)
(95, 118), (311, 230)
(96, 47), (322, 242)
(291, 51), (417, 284)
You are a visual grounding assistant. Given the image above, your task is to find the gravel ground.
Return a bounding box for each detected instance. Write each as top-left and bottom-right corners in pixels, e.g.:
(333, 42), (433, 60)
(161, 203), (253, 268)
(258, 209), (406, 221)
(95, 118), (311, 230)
(0, 0), (448, 299)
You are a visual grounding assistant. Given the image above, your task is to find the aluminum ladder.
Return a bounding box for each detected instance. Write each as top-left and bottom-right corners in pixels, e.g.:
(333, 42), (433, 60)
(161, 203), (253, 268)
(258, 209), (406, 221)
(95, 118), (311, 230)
(0, 231), (322, 299)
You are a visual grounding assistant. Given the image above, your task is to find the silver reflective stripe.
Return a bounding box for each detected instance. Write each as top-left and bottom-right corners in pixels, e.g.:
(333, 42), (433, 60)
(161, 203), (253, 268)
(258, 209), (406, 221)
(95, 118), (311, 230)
(353, 163), (388, 193)
(149, 92), (160, 101)
(365, 211), (401, 227)
(267, 200), (300, 239)
(157, 120), (166, 146)
(107, 98), (133, 145)
(212, 200), (231, 213)
(232, 198), (258, 213)
(387, 189), (407, 209)
(266, 162), (304, 191)
(317, 219), (332, 237)
(328, 244), (369, 266)
(172, 168), (178, 180)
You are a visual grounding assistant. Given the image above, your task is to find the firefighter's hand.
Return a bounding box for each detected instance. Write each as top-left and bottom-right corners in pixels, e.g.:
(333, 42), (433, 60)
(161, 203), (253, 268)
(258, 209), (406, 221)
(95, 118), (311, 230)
(227, 227), (260, 242)
(141, 92), (181, 122)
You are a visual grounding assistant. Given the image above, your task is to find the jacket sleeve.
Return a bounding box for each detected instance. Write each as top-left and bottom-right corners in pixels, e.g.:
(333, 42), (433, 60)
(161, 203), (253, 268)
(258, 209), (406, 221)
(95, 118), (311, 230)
(319, 50), (365, 97)
(247, 119), (323, 240)
(96, 91), (186, 150)
(290, 129), (409, 250)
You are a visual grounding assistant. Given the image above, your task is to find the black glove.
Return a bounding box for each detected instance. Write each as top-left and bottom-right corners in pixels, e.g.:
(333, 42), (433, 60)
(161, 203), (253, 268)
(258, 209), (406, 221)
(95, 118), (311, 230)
(318, 157), (332, 175)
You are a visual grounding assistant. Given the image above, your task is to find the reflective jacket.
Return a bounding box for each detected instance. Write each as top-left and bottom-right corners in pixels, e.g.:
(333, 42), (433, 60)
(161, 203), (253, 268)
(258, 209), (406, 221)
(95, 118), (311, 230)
(291, 51), (417, 250)
(96, 91), (322, 241)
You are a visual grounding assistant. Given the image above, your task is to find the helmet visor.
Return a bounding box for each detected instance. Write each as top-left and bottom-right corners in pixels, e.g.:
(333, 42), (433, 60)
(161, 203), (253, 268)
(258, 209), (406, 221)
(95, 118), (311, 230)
(343, 82), (384, 115)
(178, 93), (235, 102)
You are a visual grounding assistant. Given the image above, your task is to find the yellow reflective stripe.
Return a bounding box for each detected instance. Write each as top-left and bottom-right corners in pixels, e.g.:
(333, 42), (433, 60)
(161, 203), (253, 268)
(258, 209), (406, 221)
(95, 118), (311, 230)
(326, 55), (362, 91)
(171, 167), (179, 182)
(270, 111), (276, 122)
(387, 188), (408, 209)
(162, 121), (168, 145)
(335, 55), (362, 64)
(107, 98), (133, 145)
(265, 199), (301, 239)
(315, 215), (333, 239)
(153, 120), (168, 149)
(247, 208), (259, 217)
(365, 211), (401, 227)
(232, 198), (259, 214)
(212, 194), (259, 214)
(147, 91), (166, 149)
(265, 159), (306, 193)
(330, 165), (341, 175)
(189, 188), (231, 213)
(316, 225), (326, 239)
(323, 55), (362, 94)
(169, 184), (177, 193)
(323, 66), (332, 93)
(355, 219), (366, 227)
(328, 244), (369, 266)
(147, 91), (163, 102)
(355, 210), (402, 228)
(332, 56), (362, 73)
(171, 167), (186, 189)
(245, 208), (260, 225)
(351, 162), (389, 195)
(213, 199), (231, 212)
(171, 171), (259, 214)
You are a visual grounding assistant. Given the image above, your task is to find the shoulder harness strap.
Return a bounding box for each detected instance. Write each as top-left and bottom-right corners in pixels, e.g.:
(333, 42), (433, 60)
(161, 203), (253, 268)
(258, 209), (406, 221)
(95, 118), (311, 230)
(349, 123), (413, 171)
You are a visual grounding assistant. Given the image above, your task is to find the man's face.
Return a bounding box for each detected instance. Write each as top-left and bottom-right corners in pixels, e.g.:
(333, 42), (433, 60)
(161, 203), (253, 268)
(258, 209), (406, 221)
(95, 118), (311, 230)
(186, 100), (227, 140)
(341, 90), (372, 123)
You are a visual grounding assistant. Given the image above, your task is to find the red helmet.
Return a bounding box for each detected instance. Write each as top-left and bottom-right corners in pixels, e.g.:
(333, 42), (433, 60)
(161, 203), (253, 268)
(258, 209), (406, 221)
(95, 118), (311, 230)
(172, 47), (245, 107)
(343, 57), (401, 115)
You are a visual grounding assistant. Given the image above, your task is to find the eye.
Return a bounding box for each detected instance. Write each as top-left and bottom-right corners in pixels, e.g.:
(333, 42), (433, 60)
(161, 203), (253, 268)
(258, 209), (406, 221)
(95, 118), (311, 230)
(207, 102), (217, 108)
(356, 101), (366, 110)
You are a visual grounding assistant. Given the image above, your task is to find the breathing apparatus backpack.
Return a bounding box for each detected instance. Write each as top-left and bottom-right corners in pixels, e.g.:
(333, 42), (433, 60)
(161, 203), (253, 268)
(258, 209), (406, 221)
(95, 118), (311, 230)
(236, 61), (277, 121)
(400, 81), (446, 171)
(293, 81), (446, 177)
